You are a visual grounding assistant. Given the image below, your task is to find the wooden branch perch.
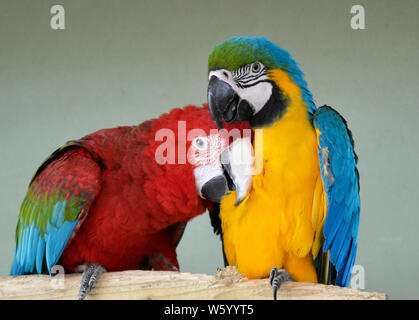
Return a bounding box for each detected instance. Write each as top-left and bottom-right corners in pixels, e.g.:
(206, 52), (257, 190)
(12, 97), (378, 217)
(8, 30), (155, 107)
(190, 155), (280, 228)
(0, 267), (386, 300)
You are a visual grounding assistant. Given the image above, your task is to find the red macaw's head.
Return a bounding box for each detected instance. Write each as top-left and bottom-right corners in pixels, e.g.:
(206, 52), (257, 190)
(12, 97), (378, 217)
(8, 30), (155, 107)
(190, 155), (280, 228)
(188, 131), (230, 203)
(189, 129), (255, 205)
(151, 105), (252, 206)
(188, 130), (255, 205)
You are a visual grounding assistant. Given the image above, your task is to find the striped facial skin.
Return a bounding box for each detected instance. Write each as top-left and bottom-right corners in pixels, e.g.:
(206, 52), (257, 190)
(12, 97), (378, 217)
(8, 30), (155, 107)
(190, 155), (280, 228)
(189, 133), (229, 167)
(208, 61), (273, 125)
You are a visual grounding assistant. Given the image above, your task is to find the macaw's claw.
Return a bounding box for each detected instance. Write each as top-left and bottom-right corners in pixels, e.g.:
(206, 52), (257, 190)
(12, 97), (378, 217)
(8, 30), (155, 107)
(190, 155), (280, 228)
(77, 263), (106, 300)
(269, 267), (294, 300)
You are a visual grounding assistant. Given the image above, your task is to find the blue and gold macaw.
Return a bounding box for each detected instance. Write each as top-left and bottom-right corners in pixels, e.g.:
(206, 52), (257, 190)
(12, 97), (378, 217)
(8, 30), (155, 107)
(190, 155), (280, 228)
(207, 37), (360, 299)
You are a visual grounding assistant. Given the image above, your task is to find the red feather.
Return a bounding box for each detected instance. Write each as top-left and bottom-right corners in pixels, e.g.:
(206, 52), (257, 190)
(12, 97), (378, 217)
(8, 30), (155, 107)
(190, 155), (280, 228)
(51, 104), (250, 272)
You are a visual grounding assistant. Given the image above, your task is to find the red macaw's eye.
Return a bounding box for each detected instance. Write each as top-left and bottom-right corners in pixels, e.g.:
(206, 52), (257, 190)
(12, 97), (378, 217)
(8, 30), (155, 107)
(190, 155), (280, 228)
(192, 137), (208, 150)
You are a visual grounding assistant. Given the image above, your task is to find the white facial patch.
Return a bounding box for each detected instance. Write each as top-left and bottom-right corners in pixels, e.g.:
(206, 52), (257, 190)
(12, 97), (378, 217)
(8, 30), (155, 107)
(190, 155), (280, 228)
(193, 163), (225, 198)
(189, 134), (228, 167)
(239, 81), (272, 114)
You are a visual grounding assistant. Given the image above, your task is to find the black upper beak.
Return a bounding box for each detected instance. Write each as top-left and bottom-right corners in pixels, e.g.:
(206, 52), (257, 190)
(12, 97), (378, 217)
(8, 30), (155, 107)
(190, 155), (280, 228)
(207, 76), (238, 129)
(208, 76), (254, 129)
(201, 175), (228, 203)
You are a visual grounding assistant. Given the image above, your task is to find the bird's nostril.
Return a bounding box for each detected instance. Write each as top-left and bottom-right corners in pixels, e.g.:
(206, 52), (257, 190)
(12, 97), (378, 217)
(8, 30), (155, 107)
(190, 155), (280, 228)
(223, 72), (228, 79)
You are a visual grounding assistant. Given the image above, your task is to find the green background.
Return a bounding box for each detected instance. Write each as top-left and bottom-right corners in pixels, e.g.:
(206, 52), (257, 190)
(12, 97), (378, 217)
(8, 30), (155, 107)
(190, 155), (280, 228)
(1, 0), (418, 299)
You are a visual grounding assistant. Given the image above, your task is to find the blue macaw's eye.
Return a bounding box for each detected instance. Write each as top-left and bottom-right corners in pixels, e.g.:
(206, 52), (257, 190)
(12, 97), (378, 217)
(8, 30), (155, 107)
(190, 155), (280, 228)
(251, 62), (260, 73)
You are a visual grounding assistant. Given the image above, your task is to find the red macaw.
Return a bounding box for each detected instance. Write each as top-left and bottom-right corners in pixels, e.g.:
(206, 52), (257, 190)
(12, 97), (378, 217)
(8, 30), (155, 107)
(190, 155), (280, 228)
(10, 104), (250, 299)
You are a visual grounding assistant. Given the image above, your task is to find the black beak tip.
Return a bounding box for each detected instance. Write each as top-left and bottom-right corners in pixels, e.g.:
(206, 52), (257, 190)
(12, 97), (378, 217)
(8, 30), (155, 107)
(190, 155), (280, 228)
(201, 175), (228, 203)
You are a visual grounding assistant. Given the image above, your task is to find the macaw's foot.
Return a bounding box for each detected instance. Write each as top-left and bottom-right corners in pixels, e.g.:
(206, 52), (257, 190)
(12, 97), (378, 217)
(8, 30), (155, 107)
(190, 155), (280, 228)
(269, 267), (294, 300)
(149, 252), (179, 271)
(77, 263), (107, 300)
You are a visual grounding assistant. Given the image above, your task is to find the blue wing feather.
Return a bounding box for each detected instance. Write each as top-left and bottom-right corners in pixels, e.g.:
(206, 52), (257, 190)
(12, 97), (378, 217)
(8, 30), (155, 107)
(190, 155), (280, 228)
(314, 105), (360, 287)
(10, 146), (102, 276)
(11, 201), (81, 275)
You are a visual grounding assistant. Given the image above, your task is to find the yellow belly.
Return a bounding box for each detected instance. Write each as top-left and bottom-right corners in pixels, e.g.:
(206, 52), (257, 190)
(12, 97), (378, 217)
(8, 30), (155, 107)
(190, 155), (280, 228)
(220, 95), (327, 281)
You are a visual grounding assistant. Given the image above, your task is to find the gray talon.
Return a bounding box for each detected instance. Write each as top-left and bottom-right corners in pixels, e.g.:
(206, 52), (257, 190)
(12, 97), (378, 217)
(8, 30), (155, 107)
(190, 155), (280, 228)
(269, 266), (278, 286)
(78, 263), (106, 300)
(269, 267), (294, 300)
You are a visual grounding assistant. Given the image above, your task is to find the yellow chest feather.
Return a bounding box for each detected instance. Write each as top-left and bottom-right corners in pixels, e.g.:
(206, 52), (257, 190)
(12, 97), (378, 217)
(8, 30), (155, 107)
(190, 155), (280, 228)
(219, 71), (326, 280)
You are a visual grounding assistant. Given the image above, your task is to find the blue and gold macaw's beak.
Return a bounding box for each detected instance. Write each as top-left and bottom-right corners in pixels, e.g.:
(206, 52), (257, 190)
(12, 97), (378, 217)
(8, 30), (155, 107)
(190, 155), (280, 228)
(207, 74), (254, 129)
(220, 137), (254, 206)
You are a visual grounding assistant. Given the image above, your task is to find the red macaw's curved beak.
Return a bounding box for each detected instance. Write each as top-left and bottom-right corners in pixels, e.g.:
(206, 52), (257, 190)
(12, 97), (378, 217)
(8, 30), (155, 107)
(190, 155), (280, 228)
(194, 163), (228, 203)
